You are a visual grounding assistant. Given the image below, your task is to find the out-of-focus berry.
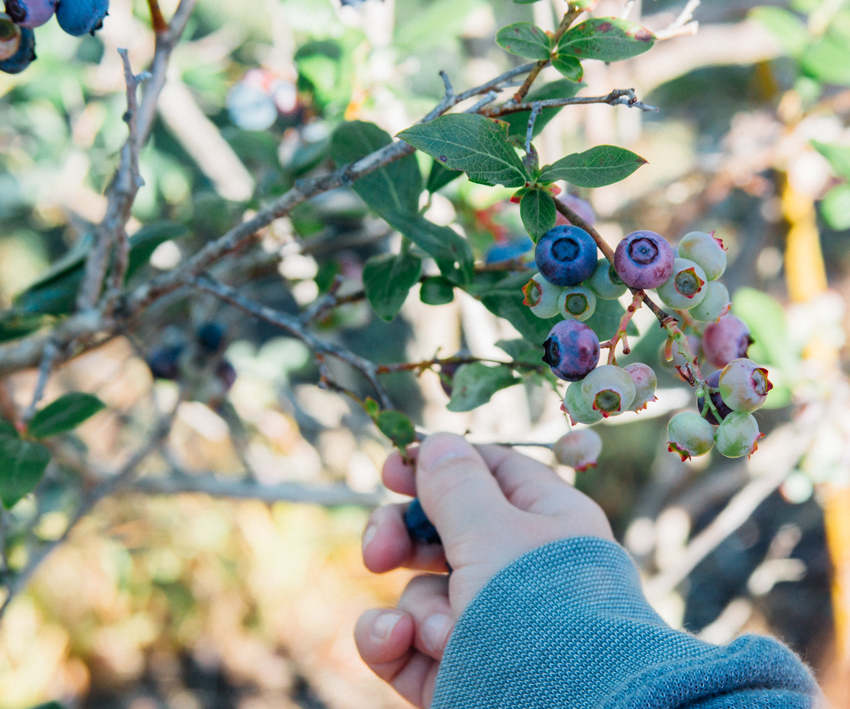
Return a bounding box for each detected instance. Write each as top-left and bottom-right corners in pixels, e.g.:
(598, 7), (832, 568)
(197, 321), (227, 353)
(404, 497), (441, 544)
(555, 193), (596, 227)
(0, 24), (33, 73)
(146, 345), (184, 381)
(56, 0), (109, 36)
(580, 364), (636, 417)
(485, 236), (534, 264)
(715, 411), (762, 458)
(667, 412), (715, 461)
(678, 231), (727, 281)
(0, 16), (21, 60)
(624, 362), (657, 411)
(587, 257), (627, 300)
(702, 314), (752, 369)
(4, 0), (56, 28)
(719, 358), (773, 412)
(522, 273), (563, 319)
(558, 285), (596, 322)
(563, 381), (603, 425)
(439, 360), (461, 398)
(656, 258), (707, 310)
(553, 429), (603, 472)
(543, 320), (600, 382)
(216, 359), (237, 392)
(690, 281), (731, 322)
(697, 370), (733, 425)
(535, 225), (598, 287)
(613, 231), (675, 290)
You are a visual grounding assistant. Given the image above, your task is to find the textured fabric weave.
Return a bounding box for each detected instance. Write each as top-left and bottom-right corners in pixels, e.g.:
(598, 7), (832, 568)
(431, 538), (820, 708)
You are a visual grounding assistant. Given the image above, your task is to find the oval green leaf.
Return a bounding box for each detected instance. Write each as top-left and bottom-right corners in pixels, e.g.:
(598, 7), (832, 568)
(558, 17), (655, 62)
(28, 392), (107, 439)
(496, 22), (553, 61)
(520, 189), (557, 240)
(0, 437), (50, 509)
(447, 363), (520, 412)
(376, 410), (416, 448)
(538, 145), (647, 188)
(362, 251), (422, 321)
(420, 276), (455, 305)
(551, 54), (584, 82)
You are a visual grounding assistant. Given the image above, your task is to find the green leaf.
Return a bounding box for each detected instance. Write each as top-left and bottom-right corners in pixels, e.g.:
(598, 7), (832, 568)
(551, 54), (584, 82)
(362, 251), (422, 321)
(503, 80), (584, 138)
(496, 23), (553, 61)
(363, 397), (380, 420)
(475, 271), (560, 343)
(812, 140), (850, 181)
(520, 189), (557, 240)
(496, 338), (543, 366)
(27, 393), (107, 439)
(295, 39), (354, 115)
(558, 17), (655, 62)
(397, 114), (528, 188)
(801, 34), (850, 85)
(820, 184), (850, 230)
(427, 159), (463, 193)
(395, 0), (484, 51)
(375, 410), (416, 447)
(539, 145), (647, 187)
(447, 363), (520, 412)
(382, 212), (474, 284)
(750, 7), (809, 56)
(420, 277), (455, 305)
(0, 420), (19, 439)
(331, 121), (422, 216)
(0, 312), (49, 343)
(0, 437), (50, 509)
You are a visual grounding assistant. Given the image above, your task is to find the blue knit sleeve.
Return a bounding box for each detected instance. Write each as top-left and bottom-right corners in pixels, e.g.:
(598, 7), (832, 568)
(431, 537), (821, 709)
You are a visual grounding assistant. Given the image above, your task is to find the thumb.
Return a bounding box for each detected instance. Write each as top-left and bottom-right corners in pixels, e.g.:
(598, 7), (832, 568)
(416, 433), (511, 547)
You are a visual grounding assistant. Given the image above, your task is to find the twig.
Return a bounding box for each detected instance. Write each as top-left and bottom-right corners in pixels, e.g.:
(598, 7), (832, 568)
(621, 0), (638, 20)
(439, 70), (455, 101)
(147, 0), (168, 34)
(654, 0), (700, 41)
(22, 342), (58, 424)
(524, 102), (542, 171)
(467, 90), (499, 114)
(489, 89), (659, 118)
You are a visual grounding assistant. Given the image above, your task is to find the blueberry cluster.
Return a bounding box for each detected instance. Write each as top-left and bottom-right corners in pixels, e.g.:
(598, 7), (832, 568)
(525, 224), (771, 468)
(0, 0), (108, 74)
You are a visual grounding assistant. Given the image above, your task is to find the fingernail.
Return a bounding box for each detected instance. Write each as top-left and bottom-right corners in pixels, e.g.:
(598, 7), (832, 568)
(421, 613), (453, 653)
(420, 435), (471, 469)
(372, 611), (403, 642)
(362, 524), (377, 551)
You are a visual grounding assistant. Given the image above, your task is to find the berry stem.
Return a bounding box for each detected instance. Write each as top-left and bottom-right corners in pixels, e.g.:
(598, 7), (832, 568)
(601, 291), (643, 364)
(147, 0), (168, 33)
(375, 355), (544, 375)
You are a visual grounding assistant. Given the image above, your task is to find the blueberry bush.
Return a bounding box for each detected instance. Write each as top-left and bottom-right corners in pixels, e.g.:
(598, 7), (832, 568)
(0, 0), (848, 705)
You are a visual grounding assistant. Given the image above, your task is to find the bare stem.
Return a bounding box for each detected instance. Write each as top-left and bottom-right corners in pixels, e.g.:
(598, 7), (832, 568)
(490, 89), (658, 118)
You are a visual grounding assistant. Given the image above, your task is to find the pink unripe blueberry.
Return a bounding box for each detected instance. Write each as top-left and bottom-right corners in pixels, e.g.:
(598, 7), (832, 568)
(558, 285), (596, 322)
(613, 231), (675, 290)
(656, 258), (708, 310)
(703, 315), (753, 369)
(580, 364), (636, 418)
(4, 0), (56, 28)
(718, 358), (773, 412)
(623, 362), (657, 411)
(553, 429), (603, 472)
(690, 280), (731, 322)
(522, 273), (563, 319)
(587, 258), (626, 300)
(563, 381), (603, 425)
(543, 320), (600, 382)
(667, 412), (715, 461)
(678, 231), (727, 281)
(715, 411), (762, 458)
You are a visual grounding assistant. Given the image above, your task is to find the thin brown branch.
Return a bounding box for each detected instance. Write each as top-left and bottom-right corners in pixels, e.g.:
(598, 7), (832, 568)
(489, 89), (658, 118)
(147, 0), (168, 33)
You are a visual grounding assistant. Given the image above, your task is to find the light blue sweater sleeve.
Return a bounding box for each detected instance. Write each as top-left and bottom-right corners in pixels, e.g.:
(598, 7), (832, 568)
(431, 537), (821, 708)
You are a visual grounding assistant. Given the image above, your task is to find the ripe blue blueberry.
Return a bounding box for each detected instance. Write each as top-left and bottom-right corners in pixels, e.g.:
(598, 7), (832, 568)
(580, 364), (636, 418)
(563, 381), (603, 425)
(553, 429), (603, 472)
(697, 370), (733, 425)
(216, 359), (237, 392)
(690, 280), (730, 322)
(667, 412), (715, 461)
(558, 285), (596, 322)
(197, 321), (227, 353)
(678, 231), (727, 281)
(718, 358), (773, 413)
(522, 273), (563, 319)
(702, 314), (752, 369)
(613, 231), (675, 290)
(715, 411), (762, 458)
(146, 344), (184, 381)
(656, 258), (708, 310)
(534, 225), (598, 287)
(404, 497), (441, 544)
(0, 24), (33, 74)
(542, 319), (600, 382)
(56, 0), (108, 36)
(4, 0), (56, 28)
(623, 362), (657, 411)
(587, 258), (627, 300)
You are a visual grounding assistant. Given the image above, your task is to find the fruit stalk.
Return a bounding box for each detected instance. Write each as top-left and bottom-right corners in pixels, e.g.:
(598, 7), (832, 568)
(147, 0), (168, 33)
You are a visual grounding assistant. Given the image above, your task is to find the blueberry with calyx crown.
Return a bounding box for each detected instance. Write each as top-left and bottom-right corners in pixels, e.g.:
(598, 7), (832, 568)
(535, 225), (598, 287)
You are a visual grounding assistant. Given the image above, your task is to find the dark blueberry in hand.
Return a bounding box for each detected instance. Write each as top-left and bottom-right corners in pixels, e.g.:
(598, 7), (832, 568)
(613, 230), (675, 290)
(404, 497), (441, 545)
(5, 0), (57, 28)
(702, 314), (752, 369)
(697, 370), (733, 425)
(535, 225), (598, 287)
(197, 321), (226, 353)
(146, 344), (183, 381)
(56, 0), (108, 36)
(439, 360), (460, 398)
(216, 359), (237, 392)
(542, 320), (600, 382)
(0, 25), (34, 74)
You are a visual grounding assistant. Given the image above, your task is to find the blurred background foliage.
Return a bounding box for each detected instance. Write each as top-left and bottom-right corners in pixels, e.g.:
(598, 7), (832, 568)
(0, 0), (849, 707)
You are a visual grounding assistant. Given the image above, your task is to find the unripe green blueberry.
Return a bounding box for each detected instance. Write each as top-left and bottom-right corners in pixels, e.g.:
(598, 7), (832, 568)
(563, 381), (603, 425)
(656, 258), (708, 310)
(553, 429), (603, 472)
(678, 231), (727, 281)
(522, 273), (563, 319)
(623, 362), (657, 411)
(667, 412), (715, 461)
(587, 258), (627, 300)
(580, 364), (636, 418)
(690, 280), (731, 322)
(718, 358), (773, 412)
(715, 411), (762, 458)
(558, 285), (596, 322)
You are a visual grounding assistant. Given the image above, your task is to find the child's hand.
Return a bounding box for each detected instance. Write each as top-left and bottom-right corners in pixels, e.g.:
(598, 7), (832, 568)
(354, 433), (614, 708)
